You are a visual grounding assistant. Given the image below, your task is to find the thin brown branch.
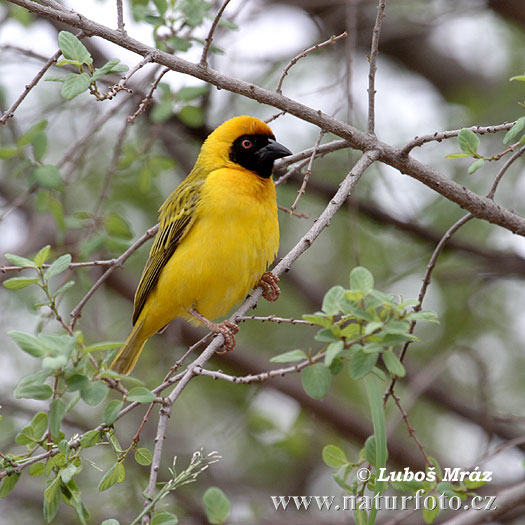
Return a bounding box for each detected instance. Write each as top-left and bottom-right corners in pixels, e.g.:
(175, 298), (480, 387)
(237, 315), (313, 325)
(0, 49), (61, 125)
(400, 121), (516, 157)
(116, 0), (125, 34)
(289, 130), (324, 212)
(199, 0), (232, 67)
(128, 67), (170, 124)
(487, 144), (525, 199)
(367, 0), (386, 134)
(69, 224), (159, 328)
(276, 32), (347, 95)
(390, 391), (431, 465)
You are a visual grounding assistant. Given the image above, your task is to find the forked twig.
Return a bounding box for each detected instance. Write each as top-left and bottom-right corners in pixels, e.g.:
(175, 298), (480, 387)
(276, 32), (347, 95)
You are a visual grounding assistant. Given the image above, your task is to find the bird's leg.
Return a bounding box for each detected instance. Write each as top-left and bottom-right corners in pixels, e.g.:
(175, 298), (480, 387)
(189, 308), (239, 353)
(258, 271), (280, 302)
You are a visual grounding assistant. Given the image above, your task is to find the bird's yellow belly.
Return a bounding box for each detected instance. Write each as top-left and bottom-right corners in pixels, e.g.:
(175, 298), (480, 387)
(140, 169), (279, 335)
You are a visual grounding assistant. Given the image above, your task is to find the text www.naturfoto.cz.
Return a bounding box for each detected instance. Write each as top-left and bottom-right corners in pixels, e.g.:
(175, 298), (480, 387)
(270, 493), (497, 512)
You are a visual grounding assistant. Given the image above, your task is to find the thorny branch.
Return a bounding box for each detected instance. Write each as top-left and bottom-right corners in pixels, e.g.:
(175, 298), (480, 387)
(200, 0), (232, 67)
(367, 0), (386, 134)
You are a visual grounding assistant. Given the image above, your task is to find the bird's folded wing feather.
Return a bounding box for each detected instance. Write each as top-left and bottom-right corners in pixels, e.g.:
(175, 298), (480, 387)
(132, 180), (202, 324)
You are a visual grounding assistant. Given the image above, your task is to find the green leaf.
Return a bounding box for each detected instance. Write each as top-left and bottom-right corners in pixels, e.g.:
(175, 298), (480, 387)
(302, 314), (331, 328)
(34, 245), (51, 266)
(322, 444), (348, 467)
(322, 285), (345, 314)
(54, 280), (75, 297)
(202, 487), (230, 525)
(406, 310), (439, 322)
(423, 497), (439, 524)
(8, 331), (45, 357)
(17, 119), (47, 147)
(102, 520), (120, 525)
(16, 412), (48, 448)
(49, 399), (66, 440)
(32, 165), (62, 189)
(364, 375), (388, 472)
(314, 328), (339, 343)
(269, 349), (307, 363)
(364, 435), (377, 466)
(59, 463), (77, 484)
(354, 509), (368, 525)
(151, 511), (178, 525)
(42, 354), (68, 371)
(80, 381), (109, 406)
(45, 254), (72, 280)
(178, 105), (204, 128)
(43, 477), (62, 522)
(5, 253), (37, 268)
(217, 18), (238, 30)
(445, 153), (470, 159)
(350, 266), (374, 293)
(168, 35), (192, 52)
(32, 131), (48, 161)
(0, 147), (19, 158)
(0, 473), (20, 498)
(176, 85), (209, 101)
(61, 72), (91, 100)
(58, 31), (92, 65)
(127, 387), (156, 403)
(301, 363), (331, 399)
(510, 74), (525, 82)
(15, 380), (53, 400)
(349, 348), (378, 380)
(503, 116), (525, 145)
(324, 341), (343, 367)
(45, 76), (66, 83)
(82, 341), (122, 354)
(468, 158), (485, 174)
(151, 100), (174, 123)
(458, 128), (480, 155)
(98, 462), (126, 491)
(436, 481), (456, 498)
(153, 0), (168, 15)
(105, 213), (133, 239)
(464, 478), (487, 490)
(29, 463), (46, 476)
(103, 399), (124, 425)
(3, 277), (39, 289)
(80, 430), (102, 448)
(91, 59), (129, 81)
(66, 374), (89, 392)
(135, 447), (153, 466)
(382, 350), (406, 378)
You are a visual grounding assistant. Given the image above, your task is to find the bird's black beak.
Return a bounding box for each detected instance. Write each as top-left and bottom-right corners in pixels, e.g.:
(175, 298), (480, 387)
(256, 139), (292, 163)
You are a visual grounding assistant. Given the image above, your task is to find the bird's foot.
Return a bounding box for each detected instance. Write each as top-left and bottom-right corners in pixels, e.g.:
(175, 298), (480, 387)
(190, 309), (239, 353)
(259, 271), (280, 302)
(212, 321), (239, 354)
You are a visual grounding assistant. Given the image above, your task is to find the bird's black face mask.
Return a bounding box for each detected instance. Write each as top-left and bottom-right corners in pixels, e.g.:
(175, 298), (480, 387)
(230, 134), (292, 178)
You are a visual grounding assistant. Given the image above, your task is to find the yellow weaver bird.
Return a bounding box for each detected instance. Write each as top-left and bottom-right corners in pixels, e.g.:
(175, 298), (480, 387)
(111, 115), (292, 374)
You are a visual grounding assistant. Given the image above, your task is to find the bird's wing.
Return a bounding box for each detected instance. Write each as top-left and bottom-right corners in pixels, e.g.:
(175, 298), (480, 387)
(132, 179), (202, 324)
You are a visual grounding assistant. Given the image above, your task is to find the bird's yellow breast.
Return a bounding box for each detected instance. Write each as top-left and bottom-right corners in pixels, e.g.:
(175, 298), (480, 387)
(140, 168), (279, 335)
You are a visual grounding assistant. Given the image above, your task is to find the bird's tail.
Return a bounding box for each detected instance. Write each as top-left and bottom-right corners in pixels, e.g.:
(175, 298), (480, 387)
(110, 320), (147, 375)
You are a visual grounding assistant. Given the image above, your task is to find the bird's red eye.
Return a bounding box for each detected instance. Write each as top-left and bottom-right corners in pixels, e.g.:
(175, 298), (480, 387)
(241, 139), (253, 149)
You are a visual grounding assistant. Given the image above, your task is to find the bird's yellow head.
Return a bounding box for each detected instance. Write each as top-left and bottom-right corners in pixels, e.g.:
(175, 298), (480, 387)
(198, 115), (292, 178)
